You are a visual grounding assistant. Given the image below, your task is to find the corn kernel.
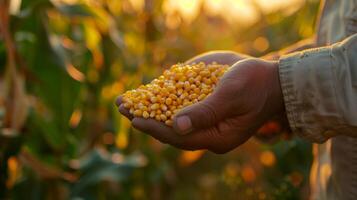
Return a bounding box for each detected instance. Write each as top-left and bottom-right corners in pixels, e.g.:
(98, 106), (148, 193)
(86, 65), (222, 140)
(169, 94), (177, 100)
(123, 103), (130, 108)
(198, 94), (206, 101)
(150, 111), (156, 118)
(165, 98), (172, 105)
(150, 96), (158, 103)
(165, 110), (172, 117)
(143, 111), (149, 119)
(160, 114), (167, 121)
(122, 62), (229, 126)
(165, 120), (173, 126)
(150, 103), (159, 110)
(161, 104), (168, 111)
(134, 110), (142, 117)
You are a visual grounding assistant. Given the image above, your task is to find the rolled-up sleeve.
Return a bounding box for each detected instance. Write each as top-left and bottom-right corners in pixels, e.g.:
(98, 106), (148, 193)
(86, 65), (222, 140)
(279, 34), (357, 143)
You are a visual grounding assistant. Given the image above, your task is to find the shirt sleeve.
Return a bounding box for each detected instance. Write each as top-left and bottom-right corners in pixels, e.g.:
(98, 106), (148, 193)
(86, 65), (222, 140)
(279, 33), (357, 143)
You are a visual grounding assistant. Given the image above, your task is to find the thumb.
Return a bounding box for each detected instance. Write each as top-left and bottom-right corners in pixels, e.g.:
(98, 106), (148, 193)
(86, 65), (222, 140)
(173, 94), (227, 135)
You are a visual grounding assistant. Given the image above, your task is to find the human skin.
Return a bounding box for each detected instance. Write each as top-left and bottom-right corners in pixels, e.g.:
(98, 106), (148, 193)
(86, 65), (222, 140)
(116, 54), (284, 153)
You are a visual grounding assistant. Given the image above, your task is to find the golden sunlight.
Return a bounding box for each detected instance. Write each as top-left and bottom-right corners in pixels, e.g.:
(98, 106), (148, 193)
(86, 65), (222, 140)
(164, 0), (306, 26)
(163, 0), (203, 23)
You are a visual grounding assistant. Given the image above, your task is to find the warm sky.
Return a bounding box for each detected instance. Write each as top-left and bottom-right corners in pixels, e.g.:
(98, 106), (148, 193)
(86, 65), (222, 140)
(10, 0), (307, 26)
(162, 0), (306, 25)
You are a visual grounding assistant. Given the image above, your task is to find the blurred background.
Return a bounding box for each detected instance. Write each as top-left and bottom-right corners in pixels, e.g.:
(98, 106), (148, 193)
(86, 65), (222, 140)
(0, 0), (319, 199)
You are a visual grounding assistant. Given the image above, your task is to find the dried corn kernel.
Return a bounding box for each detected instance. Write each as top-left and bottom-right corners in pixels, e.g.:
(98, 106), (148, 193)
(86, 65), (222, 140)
(122, 62), (229, 126)
(165, 120), (173, 126)
(133, 110), (142, 117)
(143, 111), (149, 119)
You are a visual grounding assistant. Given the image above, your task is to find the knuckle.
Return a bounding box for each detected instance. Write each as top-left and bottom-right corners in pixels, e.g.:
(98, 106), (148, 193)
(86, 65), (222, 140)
(199, 101), (219, 124)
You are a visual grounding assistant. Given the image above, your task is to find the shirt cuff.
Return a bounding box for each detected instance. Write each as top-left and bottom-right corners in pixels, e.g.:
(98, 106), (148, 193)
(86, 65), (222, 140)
(278, 47), (339, 143)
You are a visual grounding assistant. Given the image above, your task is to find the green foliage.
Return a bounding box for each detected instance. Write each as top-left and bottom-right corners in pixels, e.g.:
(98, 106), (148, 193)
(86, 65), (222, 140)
(0, 0), (319, 199)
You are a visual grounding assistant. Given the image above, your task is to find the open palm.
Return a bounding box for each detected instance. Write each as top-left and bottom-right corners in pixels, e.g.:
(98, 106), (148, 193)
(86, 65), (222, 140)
(117, 56), (284, 153)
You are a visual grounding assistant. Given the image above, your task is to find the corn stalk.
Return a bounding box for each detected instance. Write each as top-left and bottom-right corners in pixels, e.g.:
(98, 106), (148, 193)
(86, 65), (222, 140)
(0, 0), (28, 196)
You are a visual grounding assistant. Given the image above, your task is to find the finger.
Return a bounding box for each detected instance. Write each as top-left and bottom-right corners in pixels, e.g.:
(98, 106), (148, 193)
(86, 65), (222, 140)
(131, 118), (207, 150)
(115, 96), (123, 107)
(185, 51), (248, 65)
(173, 94), (228, 135)
(119, 104), (133, 120)
(132, 118), (177, 144)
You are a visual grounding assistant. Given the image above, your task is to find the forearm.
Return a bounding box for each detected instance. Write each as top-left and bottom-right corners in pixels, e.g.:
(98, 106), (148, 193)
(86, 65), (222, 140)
(279, 34), (357, 142)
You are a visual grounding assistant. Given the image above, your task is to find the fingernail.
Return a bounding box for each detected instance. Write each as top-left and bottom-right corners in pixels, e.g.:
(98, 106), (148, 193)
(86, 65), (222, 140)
(176, 115), (192, 134)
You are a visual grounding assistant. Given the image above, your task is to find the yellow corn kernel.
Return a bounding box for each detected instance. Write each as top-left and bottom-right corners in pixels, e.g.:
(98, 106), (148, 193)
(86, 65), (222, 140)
(150, 96), (158, 103)
(176, 81), (184, 88)
(160, 104), (167, 111)
(190, 84), (197, 90)
(143, 111), (149, 119)
(204, 78), (212, 85)
(165, 120), (173, 126)
(133, 110), (142, 117)
(174, 73), (184, 81)
(165, 98), (172, 105)
(189, 93), (198, 100)
(158, 96), (165, 104)
(180, 92), (188, 99)
(184, 81), (190, 89)
(170, 106), (177, 111)
(122, 62), (228, 125)
(179, 76), (187, 82)
(167, 85), (176, 92)
(160, 114), (167, 121)
(132, 98), (139, 103)
(177, 88), (183, 95)
(194, 88), (200, 94)
(199, 70), (210, 77)
(143, 100), (150, 106)
(198, 94), (206, 101)
(150, 103), (160, 110)
(150, 111), (156, 118)
(169, 94), (177, 100)
(211, 75), (218, 83)
(165, 110), (172, 117)
(139, 105), (148, 111)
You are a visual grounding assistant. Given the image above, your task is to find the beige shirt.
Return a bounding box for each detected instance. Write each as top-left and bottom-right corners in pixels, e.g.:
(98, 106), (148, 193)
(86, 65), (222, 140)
(278, 0), (357, 199)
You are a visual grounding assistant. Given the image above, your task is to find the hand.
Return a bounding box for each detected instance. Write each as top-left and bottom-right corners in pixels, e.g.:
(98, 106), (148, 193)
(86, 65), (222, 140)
(189, 51), (290, 142)
(116, 50), (247, 121)
(117, 57), (284, 153)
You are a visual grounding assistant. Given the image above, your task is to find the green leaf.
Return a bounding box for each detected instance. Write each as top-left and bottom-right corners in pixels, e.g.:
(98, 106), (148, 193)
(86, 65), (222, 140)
(57, 4), (97, 18)
(70, 150), (143, 197)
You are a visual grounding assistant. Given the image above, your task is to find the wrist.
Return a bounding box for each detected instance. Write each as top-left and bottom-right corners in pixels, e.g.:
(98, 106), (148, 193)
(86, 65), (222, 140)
(266, 60), (285, 115)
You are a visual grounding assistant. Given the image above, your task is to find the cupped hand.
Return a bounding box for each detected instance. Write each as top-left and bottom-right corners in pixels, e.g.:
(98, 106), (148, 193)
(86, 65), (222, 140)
(116, 57), (284, 153)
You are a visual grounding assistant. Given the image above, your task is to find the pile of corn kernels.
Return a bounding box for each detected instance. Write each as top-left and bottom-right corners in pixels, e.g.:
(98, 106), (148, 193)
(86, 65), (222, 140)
(122, 62), (229, 126)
